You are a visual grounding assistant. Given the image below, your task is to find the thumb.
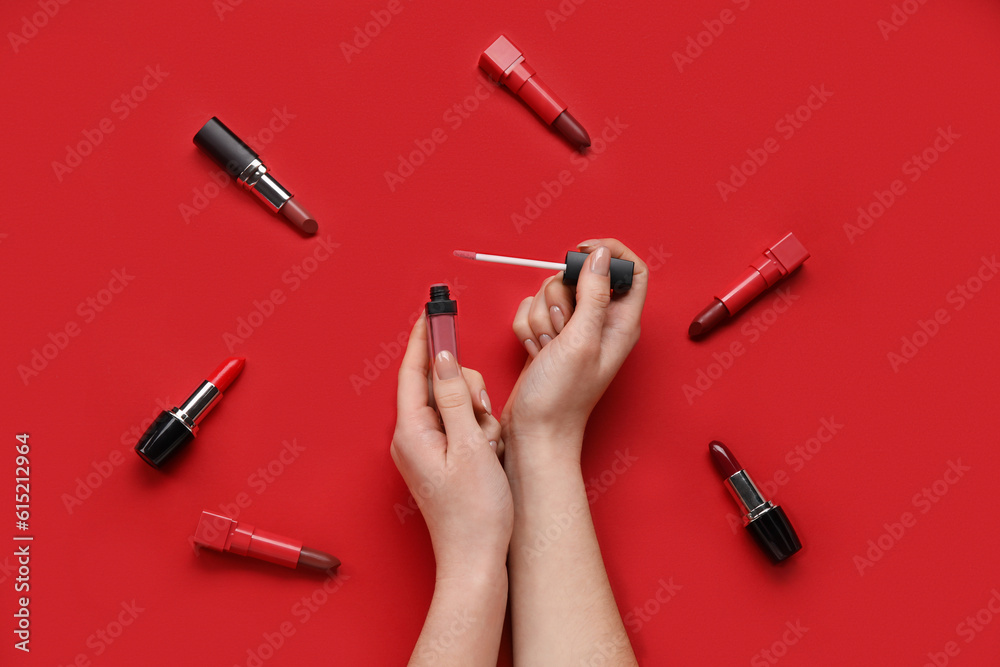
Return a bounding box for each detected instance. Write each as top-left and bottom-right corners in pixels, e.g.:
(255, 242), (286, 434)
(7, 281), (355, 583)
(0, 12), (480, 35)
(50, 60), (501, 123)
(568, 246), (612, 337)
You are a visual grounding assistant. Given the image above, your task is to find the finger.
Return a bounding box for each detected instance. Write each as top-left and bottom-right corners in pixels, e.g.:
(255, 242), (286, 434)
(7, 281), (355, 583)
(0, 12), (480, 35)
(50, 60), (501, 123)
(576, 237), (648, 323)
(564, 245), (612, 341)
(543, 273), (575, 334)
(397, 316), (431, 417)
(528, 276), (558, 347)
(431, 350), (485, 453)
(460, 367), (501, 450)
(512, 296), (540, 357)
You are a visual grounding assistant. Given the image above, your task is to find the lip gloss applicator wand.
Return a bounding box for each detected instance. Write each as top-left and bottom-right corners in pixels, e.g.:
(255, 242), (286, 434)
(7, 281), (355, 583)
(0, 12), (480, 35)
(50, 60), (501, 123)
(454, 249), (635, 294)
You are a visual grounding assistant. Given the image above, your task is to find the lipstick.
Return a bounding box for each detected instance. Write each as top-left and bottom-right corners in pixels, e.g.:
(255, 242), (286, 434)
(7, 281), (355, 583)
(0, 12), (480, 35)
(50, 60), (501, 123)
(454, 249), (634, 294)
(193, 117), (318, 235)
(479, 35), (591, 149)
(134, 357), (245, 469)
(709, 441), (802, 562)
(426, 284), (459, 361)
(688, 232), (810, 338)
(193, 511), (340, 573)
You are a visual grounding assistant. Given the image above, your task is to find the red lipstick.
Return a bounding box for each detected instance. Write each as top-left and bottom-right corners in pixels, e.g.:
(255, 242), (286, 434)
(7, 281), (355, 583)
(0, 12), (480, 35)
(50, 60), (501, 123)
(134, 357), (245, 469)
(709, 441), (802, 562)
(193, 511), (340, 573)
(193, 117), (318, 235)
(689, 233), (809, 338)
(479, 35), (591, 149)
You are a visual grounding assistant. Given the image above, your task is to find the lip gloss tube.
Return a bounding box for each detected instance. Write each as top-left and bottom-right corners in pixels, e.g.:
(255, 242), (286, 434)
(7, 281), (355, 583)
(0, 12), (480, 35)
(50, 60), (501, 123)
(425, 284), (459, 361)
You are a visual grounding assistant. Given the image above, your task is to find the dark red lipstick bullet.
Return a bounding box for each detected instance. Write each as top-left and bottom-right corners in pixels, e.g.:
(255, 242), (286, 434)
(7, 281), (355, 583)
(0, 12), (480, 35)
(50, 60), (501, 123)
(709, 441), (802, 562)
(689, 233), (809, 338)
(134, 357), (245, 469)
(479, 35), (591, 149)
(194, 511), (340, 573)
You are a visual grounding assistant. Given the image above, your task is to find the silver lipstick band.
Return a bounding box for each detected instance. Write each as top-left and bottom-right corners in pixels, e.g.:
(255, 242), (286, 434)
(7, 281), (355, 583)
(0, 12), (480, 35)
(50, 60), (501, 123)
(725, 470), (776, 525)
(168, 381), (222, 436)
(237, 158), (291, 212)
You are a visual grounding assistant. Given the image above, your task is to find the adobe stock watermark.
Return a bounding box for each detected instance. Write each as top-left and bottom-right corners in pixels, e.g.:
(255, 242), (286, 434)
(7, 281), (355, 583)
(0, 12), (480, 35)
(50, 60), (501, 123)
(724, 417), (844, 533)
(512, 116), (628, 234)
(357, 279), (467, 398)
(235, 572), (349, 667)
(57, 600), (144, 666)
(681, 287), (800, 405)
(180, 107), (297, 223)
(672, 0), (753, 73)
(7, 0), (72, 54)
(188, 438), (307, 556)
(843, 126), (959, 243)
(384, 82), (498, 192)
(52, 65), (169, 183)
(852, 459), (970, 576)
(922, 588), (1000, 667)
(339, 0), (416, 63)
(751, 620), (809, 666)
(716, 84), (833, 203)
(415, 609), (476, 661)
(222, 236), (340, 352)
(545, 0), (587, 31)
(17, 268), (135, 386)
(878, 0), (932, 41)
(623, 578), (682, 634)
(886, 254), (996, 373)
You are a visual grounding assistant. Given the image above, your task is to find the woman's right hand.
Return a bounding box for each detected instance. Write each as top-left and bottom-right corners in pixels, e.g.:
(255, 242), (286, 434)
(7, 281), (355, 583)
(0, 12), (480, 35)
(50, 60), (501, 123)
(500, 238), (648, 461)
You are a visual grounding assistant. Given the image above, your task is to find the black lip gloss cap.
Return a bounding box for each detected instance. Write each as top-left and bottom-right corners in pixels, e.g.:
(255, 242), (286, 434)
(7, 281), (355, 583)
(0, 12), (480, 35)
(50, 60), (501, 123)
(193, 117), (259, 178)
(563, 251), (634, 294)
(134, 412), (193, 469)
(747, 506), (802, 562)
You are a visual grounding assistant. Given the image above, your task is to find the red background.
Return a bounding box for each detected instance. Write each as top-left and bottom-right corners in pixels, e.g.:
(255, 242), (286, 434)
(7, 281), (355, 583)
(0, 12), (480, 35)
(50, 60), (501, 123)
(3, 0), (1000, 665)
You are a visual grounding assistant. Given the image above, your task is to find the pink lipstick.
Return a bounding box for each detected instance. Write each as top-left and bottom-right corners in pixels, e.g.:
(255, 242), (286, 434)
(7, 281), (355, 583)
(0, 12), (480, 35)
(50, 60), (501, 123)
(479, 35), (591, 149)
(193, 511), (340, 573)
(689, 233), (809, 338)
(134, 357), (245, 469)
(709, 441), (802, 562)
(193, 117), (318, 235)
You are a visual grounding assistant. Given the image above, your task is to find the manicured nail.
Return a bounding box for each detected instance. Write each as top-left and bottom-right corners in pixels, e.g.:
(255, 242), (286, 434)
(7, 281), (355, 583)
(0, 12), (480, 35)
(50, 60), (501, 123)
(434, 350), (460, 380)
(577, 239), (600, 249)
(550, 305), (565, 333)
(488, 440), (498, 451)
(539, 333), (552, 347)
(590, 246), (610, 276)
(480, 388), (492, 414)
(524, 339), (539, 356)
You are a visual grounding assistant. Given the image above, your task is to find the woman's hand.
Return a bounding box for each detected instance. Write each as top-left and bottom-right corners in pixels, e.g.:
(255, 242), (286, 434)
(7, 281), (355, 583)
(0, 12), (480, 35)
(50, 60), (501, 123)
(391, 316), (512, 579)
(501, 238), (648, 459)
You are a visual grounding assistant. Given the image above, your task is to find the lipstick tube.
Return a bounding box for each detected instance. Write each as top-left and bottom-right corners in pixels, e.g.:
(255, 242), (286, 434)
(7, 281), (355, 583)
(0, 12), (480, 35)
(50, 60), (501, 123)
(689, 232), (809, 338)
(426, 284), (459, 361)
(134, 357), (244, 469)
(193, 117), (317, 235)
(193, 511), (340, 573)
(710, 441), (802, 562)
(479, 35), (591, 149)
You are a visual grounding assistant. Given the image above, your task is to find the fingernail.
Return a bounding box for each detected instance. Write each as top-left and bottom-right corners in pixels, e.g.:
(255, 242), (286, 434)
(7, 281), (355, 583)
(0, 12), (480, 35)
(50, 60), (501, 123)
(539, 333), (552, 347)
(524, 339), (539, 356)
(590, 246), (610, 276)
(434, 350), (460, 380)
(577, 239), (600, 249)
(550, 305), (565, 333)
(488, 440), (498, 451)
(480, 388), (492, 414)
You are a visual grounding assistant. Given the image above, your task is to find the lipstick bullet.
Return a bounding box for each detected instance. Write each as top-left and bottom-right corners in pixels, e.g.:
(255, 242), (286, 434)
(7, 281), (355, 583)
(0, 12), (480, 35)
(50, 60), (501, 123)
(134, 357), (245, 469)
(193, 117), (318, 235)
(689, 232), (810, 338)
(479, 35), (591, 149)
(710, 441), (802, 562)
(193, 511), (340, 573)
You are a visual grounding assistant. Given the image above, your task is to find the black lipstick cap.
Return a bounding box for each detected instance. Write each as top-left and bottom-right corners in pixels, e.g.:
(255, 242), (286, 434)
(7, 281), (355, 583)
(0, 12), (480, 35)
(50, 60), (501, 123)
(134, 412), (194, 469)
(747, 506), (802, 562)
(193, 117), (258, 177)
(563, 251), (634, 294)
